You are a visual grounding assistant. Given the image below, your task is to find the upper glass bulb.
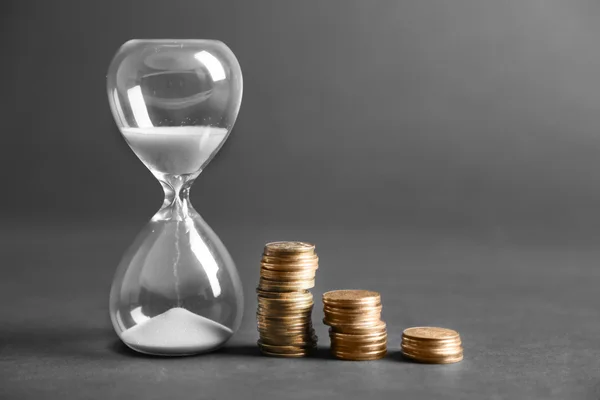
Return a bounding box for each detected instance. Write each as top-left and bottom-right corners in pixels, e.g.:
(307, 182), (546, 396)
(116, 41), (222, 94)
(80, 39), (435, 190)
(106, 39), (243, 356)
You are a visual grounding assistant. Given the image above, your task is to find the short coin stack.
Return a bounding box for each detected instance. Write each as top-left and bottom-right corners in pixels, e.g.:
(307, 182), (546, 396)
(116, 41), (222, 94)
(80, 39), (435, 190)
(256, 241), (319, 357)
(401, 327), (463, 364)
(323, 290), (387, 361)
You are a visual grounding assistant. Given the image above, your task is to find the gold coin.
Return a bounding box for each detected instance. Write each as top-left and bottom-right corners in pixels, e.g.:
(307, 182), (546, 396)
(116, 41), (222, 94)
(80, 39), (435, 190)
(259, 349), (312, 358)
(264, 241), (315, 254)
(323, 310), (381, 318)
(330, 332), (388, 343)
(257, 312), (313, 320)
(261, 327), (316, 334)
(257, 324), (313, 332)
(323, 304), (382, 312)
(261, 256), (319, 264)
(261, 341), (318, 348)
(330, 350), (385, 356)
(257, 316), (313, 323)
(258, 332), (314, 339)
(329, 321), (387, 334)
(257, 319), (312, 327)
(257, 313), (312, 320)
(261, 254), (319, 264)
(257, 284), (315, 292)
(324, 318), (382, 328)
(402, 350), (463, 364)
(330, 335), (388, 344)
(401, 349), (463, 361)
(332, 342), (387, 352)
(258, 325), (314, 332)
(260, 262), (319, 272)
(258, 323), (314, 330)
(259, 330), (317, 339)
(402, 327), (460, 341)
(257, 304), (314, 312)
(259, 332), (316, 340)
(259, 332), (315, 338)
(332, 334), (387, 342)
(323, 311), (381, 321)
(323, 304), (382, 314)
(258, 341), (312, 350)
(332, 349), (387, 361)
(258, 310), (314, 318)
(257, 303), (314, 312)
(332, 338), (387, 347)
(332, 336), (387, 346)
(261, 264), (317, 272)
(259, 336), (318, 346)
(401, 336), (461, 348)
(258, 278), (315, 290)
(256, 289), (312, 299)
(258, 295), (314, 304)
(322, 290), (381, 306)
(401, 344), (462, 355)
(257, 307), (314, 315)
(261, 253), (318, 261)
(257, 298), (314, 307)
(333, 353), (387, 361)
(258, 342), (316, 354)
(261, 264), (317, 273)
(323, 318), (383, 328)
(332, 348), (388, 358)
(260, 269), (317, 281)
(332, 344), (388, 354)
(259, 276), (315, 284)
(258, 294), (313, 302)
(323, 318), (380, 327)
(257, 314), (313, 321)
(258, 329), (314, 337)
(257, 285), (315, 293)
(258, 310), (313, 319)
(260, 334), (319, 346)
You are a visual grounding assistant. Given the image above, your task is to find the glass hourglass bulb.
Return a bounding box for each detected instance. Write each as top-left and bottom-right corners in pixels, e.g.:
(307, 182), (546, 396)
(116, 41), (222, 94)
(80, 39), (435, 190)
(106, 39), (243, 356)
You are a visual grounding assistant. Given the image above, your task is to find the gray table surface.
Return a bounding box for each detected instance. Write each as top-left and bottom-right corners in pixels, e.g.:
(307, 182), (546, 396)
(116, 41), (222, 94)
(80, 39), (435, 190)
(1, 222), (599, 399)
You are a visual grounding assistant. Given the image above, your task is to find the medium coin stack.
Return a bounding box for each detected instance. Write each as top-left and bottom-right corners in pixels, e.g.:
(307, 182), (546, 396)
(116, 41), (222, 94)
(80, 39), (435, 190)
(401, 327), (463, 364)
(256, 241), (319, 357)
(322, 290), (387, 361)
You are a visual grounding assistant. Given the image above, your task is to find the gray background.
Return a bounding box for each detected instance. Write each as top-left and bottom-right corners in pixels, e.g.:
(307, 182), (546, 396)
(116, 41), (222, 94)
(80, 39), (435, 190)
(2, 0), (600, 398)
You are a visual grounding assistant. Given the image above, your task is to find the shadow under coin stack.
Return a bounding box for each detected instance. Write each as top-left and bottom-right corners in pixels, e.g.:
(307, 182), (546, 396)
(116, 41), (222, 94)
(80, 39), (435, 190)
(323, 290), (387, 361)
(401, 327), (463, 364)
(256, 241), (319, 357)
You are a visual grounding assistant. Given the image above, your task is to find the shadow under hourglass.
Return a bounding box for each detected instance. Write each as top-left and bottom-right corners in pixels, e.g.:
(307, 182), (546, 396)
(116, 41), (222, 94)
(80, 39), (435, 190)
(108, 339), (334, 360)
(108, 342), (266, 359)
(108, 339), (160, 358)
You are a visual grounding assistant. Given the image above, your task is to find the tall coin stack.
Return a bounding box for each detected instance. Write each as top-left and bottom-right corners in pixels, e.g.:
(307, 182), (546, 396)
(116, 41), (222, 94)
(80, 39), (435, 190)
(401, 327), (463, 364)
(256, 241), (319, 357)
(323, 290), (387, 361)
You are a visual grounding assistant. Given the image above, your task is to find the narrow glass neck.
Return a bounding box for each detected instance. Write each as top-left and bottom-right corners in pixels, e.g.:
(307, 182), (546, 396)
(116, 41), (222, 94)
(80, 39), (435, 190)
(153, 174), (198, 221)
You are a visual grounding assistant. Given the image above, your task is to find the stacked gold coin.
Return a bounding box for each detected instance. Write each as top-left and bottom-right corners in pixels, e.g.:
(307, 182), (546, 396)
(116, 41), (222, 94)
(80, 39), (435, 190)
(256, 241), (319, 357)
(322, 290), (387, 361)
(401, 327), (463, 364)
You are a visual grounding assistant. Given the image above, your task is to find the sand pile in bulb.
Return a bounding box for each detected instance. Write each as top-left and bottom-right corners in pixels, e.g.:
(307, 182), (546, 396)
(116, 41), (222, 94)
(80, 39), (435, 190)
(121, 307), (233, 355)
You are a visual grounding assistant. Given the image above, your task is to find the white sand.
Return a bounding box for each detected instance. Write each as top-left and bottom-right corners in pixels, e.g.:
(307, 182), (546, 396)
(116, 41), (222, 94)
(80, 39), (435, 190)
(120, 307), (233, 355)
(121, 126), (228, 175)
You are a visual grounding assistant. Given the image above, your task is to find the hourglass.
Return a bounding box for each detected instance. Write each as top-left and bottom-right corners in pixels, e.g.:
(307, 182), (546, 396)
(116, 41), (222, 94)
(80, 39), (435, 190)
(106, 39), (243, 356)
